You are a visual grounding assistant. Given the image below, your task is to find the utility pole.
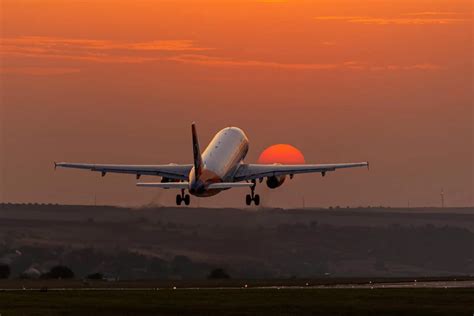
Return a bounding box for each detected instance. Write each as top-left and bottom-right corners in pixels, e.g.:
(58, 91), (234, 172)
(440, 188), (445, 208)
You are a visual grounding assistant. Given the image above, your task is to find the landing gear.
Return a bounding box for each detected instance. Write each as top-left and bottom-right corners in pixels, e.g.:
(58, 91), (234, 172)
(176, 189), (190, 206)
(183, 194), (190, 206)
(254, 194), (260, 206)
(245, 180), (260, 206)
(246, 194), (252, 206)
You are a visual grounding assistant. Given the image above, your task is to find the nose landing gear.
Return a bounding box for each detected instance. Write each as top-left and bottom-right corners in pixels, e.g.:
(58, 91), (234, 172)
(245, 180), (260, 206)
(176, 189), (190, 206)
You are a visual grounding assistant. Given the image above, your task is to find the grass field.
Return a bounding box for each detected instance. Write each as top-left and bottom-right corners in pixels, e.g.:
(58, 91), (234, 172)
(1, 288), (473, 316)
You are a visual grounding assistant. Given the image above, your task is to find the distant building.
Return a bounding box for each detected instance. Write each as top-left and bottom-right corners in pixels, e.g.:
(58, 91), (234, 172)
(21, 267), (41, 279)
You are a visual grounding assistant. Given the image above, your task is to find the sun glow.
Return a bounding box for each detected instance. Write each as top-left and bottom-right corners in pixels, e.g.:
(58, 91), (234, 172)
(258, 144), (305, 164)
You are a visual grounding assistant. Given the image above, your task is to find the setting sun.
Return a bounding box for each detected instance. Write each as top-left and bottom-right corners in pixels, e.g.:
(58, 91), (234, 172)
(258, 144), (305, 164)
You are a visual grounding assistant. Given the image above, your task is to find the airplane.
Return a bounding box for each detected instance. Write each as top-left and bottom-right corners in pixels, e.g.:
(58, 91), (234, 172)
(55, 123), (369, 206)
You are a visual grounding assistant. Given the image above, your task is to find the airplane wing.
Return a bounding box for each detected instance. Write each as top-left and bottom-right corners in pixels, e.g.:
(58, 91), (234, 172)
(54, 162), (192, 180)
(137, 182), (190, 189)
(207, 182), (255, 189)
(136, 182), (254, 189)
(233, 162), (369, 181)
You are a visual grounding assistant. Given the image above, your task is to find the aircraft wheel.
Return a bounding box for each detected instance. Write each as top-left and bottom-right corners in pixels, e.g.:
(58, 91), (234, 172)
(184, 194), (190, 206)
(245, 194), (252, 206)
(176, 194), (182, 206)
(254, 194), (260, 206)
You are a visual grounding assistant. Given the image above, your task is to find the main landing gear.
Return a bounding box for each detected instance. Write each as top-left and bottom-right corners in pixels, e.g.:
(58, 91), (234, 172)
(176, 189), (190, 206)
(245, 180), (260, 206)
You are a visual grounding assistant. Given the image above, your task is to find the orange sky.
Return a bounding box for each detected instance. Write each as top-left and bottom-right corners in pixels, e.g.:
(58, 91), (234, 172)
(0, 0), (472, 207)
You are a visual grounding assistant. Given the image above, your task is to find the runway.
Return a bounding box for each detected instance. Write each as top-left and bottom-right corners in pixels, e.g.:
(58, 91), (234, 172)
(308, 279), (474, 289)
(1, 279), (473, 291)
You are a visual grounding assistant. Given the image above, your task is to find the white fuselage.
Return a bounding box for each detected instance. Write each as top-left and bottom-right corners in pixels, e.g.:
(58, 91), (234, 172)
(189, 127), (249, 196)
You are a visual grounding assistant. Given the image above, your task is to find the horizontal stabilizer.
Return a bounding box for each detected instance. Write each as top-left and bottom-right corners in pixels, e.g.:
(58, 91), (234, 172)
(137, 182), (189, 189)
(207, 182), (255, 189)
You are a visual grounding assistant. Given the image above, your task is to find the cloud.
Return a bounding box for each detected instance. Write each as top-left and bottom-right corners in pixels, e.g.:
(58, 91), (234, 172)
(405, 64), (443, 70)
(403, 12), (463, 16)
(321, 41), (336, 46)
(315, 12), (469, 25)
(1, 49), (164, 64)
(369, 64), (443, 71)
(0, 36), (212, 65)
(167, 54), (340, 70)
(167, 55), (442, 72)
(346, 18), (468, 25)
(0, 36), (345, 69)
(0, 67), (81, 76)
(1, 37), (211, 52)
(1, 36), (443, 74)
(315, 16), (369, 21)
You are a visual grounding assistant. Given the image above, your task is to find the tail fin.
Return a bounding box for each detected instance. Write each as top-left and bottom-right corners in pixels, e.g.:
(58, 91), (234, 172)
(191, 122), (203, 178)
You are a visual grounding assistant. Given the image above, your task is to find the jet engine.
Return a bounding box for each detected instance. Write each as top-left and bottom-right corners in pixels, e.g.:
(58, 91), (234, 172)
(266, 175), (286, 189)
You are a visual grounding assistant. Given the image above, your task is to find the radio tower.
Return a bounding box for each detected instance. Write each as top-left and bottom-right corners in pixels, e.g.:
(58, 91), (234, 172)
(440, 188), (445, 208)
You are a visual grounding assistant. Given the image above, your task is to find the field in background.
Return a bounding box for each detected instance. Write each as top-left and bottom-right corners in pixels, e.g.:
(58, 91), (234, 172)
(1, 204), (473, 279)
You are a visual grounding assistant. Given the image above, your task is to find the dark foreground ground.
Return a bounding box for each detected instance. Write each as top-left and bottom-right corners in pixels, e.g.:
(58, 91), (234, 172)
(1, 288), (473, 316)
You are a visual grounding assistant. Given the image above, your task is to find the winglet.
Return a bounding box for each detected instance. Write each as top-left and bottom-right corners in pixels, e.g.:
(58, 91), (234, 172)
(367, 161), (370, 171)
(191, 122), (203, 178)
